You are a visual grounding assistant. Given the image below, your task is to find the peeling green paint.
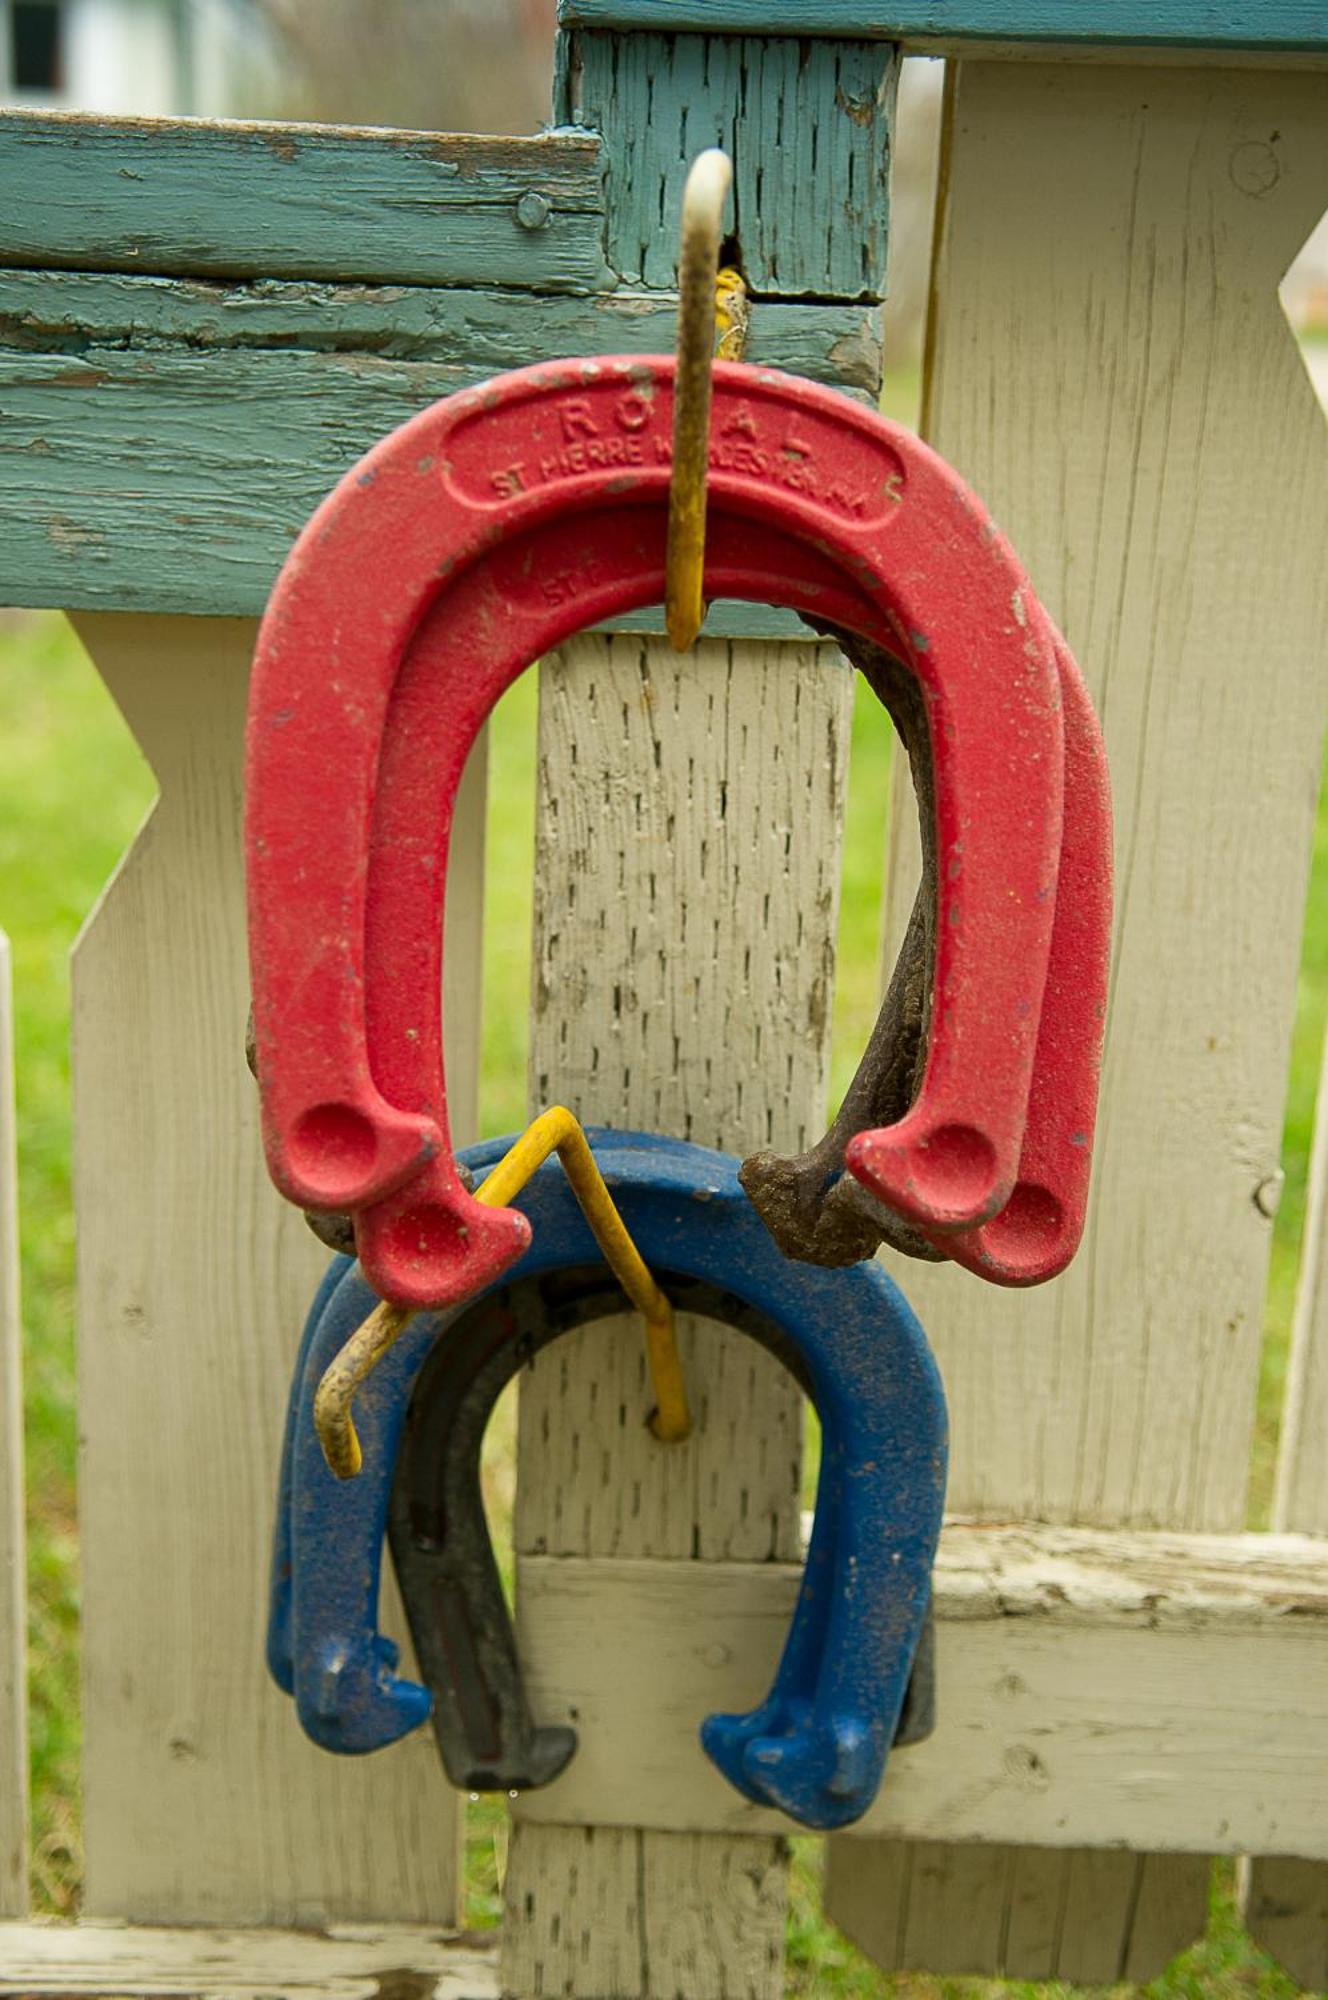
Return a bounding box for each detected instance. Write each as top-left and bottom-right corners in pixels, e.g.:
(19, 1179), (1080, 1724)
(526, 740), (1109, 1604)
(0, 271), (878, 622)
(0, 112), (612, 292)
(557, 32), (897, 299)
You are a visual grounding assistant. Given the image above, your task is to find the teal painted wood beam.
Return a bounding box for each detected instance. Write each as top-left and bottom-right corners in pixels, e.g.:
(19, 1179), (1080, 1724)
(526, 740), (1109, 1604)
(0, 111), (613, 292)
(0, 56), (896, 634)
(0, 270), (878, 625)
(555, 33), (897, 300)
(556, 1), (1328, 52)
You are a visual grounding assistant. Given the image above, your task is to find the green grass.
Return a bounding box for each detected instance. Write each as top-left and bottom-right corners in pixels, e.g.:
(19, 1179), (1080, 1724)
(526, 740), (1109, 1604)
(0, 612), (155, 1912)
(5, 436), (1328, 1980)
(477, 671), (539, 1142)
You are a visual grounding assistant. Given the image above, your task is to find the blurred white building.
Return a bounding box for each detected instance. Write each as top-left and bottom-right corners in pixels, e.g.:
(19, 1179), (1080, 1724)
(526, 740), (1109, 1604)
(0, 0), (281, 117)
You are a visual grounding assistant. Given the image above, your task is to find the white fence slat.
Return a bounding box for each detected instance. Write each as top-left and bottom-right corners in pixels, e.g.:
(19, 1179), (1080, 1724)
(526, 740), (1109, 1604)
(509, 1527), (1328, 1856)
(501, 633), (852, 2000)
(827, 56), (1328, 1981)
(69, 613), (483, 1924)
(0, 933), (29, 1916)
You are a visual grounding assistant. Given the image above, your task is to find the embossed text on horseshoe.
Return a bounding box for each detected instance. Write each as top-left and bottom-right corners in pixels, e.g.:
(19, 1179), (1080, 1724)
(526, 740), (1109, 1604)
(481, 391), (905, 525)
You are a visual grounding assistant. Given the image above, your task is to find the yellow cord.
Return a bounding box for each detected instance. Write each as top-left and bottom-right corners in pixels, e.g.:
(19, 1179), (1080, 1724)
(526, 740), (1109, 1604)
(313, 1300), (412, 1481)
(314, 1107), (690, 1479)
(715, 264), (751, 362)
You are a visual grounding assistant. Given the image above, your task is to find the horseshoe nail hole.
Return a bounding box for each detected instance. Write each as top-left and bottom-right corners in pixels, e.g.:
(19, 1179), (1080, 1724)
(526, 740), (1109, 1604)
(907, 1122), (998, 1216)
(982, 1181), (1065, 1262)
(289, 1102), (377, 1200)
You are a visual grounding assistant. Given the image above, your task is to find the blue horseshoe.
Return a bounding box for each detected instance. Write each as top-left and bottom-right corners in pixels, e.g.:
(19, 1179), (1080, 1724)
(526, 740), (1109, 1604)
(267, 1130), (947, 1831)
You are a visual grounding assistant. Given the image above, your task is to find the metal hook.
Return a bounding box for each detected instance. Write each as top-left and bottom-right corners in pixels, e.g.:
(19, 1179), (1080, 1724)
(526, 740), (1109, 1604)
(666, 148), (734, 653)
(314, 1105), (691, 1478)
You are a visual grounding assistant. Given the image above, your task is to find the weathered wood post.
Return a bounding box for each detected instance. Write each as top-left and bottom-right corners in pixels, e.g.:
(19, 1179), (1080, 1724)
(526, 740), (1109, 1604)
(499, 631), (853, 1994)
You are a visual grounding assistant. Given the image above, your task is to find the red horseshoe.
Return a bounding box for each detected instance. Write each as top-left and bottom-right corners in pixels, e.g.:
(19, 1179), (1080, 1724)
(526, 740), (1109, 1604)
(904, 629), (1112, 1285)
(246, 358), (1067, 1308)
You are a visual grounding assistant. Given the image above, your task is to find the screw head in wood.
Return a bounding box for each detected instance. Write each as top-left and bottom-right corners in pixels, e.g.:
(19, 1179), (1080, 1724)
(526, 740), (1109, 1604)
(515, 190), (552, 230)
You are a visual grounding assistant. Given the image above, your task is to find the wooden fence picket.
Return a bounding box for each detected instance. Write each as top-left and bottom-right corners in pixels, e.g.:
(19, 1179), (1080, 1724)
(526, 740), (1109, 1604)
(827, 56), (1328, 1983)
(1246, 1038), (1328, 1985)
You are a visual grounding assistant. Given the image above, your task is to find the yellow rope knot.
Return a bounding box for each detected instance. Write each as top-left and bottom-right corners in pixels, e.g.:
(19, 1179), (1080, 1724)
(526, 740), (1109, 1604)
(314, 1107), (691, 1479)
